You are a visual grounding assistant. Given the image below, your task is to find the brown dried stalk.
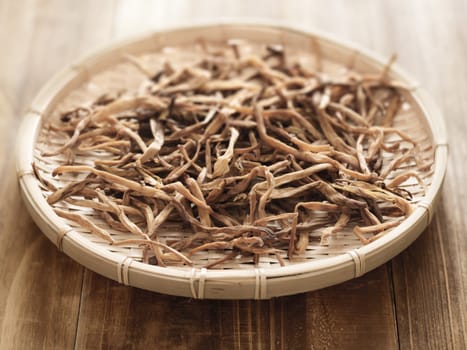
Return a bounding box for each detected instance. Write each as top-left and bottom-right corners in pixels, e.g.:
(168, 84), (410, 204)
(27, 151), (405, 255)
(39, 40), (427, 269)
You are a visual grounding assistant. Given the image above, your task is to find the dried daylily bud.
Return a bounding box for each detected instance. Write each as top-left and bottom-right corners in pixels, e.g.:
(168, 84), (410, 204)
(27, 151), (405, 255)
(40, 40), (424, 268)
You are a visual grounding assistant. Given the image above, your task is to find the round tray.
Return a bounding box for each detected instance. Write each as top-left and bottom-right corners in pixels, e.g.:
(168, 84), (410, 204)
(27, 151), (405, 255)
(16, 22), (448, 299)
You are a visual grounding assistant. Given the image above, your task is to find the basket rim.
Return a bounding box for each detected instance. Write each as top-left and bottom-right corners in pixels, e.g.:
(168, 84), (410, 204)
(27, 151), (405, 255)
(16, 20), (448, 298)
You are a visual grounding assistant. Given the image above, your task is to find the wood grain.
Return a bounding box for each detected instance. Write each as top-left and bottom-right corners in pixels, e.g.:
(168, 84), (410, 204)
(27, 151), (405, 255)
(0, 0), (466, 349)
(392, 212), (467, 349)
(73, 277), (265, 350)
(0, 1), (115, 349)
(380, 1), (467, 349)
(74, 266), (396, 350)
(307, 266), (398, 349)
(0, 1), (85, 346)
(0, 91), (82, 349)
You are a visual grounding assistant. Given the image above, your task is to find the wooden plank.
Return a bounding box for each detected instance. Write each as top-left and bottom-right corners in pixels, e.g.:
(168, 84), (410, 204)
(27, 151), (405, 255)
(306, 266), (398, 349)
(112, 0), (284, 40)
(0, 90), (83, 350)
(0, 0), (37, 113)
(392, 212), (467, 349)
(74, 273), (272, 350)
(0, 0), (116, 349)
(74, 266), (397, 349)
(383, 0), (467, 348)
(14, 0), (117, 114)
(266, 294), (309, 350)
(0, 1), (85, 347)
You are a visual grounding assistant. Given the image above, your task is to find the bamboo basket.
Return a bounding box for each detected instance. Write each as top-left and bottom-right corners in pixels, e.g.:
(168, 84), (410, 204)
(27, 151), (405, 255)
(16, 23), (447, 299)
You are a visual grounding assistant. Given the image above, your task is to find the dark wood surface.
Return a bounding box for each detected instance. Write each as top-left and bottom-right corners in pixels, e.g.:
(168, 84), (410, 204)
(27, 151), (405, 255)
(0, 1), (465, 349)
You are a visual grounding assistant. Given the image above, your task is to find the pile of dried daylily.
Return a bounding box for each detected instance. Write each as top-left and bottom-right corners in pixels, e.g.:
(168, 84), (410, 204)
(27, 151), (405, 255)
(37, 41), (426, 268)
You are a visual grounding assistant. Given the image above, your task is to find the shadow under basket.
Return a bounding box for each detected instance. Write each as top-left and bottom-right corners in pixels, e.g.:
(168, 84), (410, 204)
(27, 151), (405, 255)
(16, 23), (448, 299)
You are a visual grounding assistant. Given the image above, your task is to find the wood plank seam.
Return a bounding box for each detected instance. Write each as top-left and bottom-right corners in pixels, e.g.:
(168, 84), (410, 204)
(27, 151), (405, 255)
(388, 262), (402, 350)
(72, 269), (87, 350)
(434, 215), (457, 347)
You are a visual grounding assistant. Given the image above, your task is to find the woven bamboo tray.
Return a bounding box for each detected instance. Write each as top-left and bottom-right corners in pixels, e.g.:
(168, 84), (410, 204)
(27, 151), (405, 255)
(16, 23), (447, 299)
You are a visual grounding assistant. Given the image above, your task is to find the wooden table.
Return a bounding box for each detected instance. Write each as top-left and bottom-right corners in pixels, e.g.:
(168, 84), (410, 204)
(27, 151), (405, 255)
(1, 1), (465, 349)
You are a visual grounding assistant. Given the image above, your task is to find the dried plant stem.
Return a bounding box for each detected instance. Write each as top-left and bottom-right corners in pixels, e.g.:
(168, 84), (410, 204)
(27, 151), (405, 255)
(40, 40), (426, 269)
